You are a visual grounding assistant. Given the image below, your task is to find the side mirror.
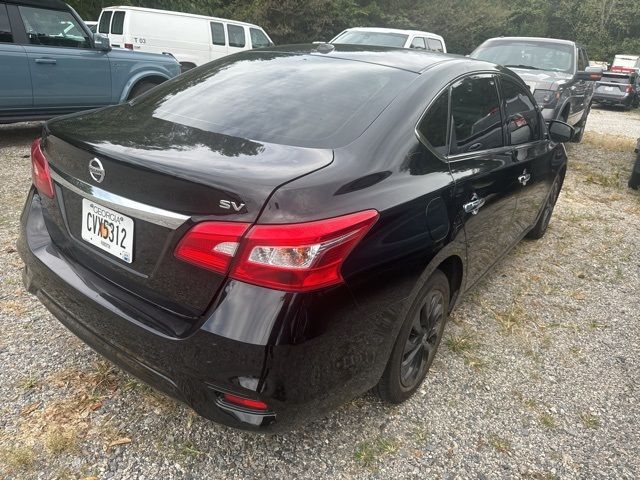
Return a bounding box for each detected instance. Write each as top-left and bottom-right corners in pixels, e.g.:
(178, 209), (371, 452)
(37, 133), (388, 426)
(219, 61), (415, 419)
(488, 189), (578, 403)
(548, 120), (574, 143)
(575, 65), (603, 81)
(93, 33), (111, 52)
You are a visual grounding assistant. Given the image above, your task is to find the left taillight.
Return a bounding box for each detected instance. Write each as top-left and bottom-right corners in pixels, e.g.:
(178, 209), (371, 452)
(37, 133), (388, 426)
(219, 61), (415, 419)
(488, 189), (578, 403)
(174, 210), (379, 292)
(31, 138), (54, 198)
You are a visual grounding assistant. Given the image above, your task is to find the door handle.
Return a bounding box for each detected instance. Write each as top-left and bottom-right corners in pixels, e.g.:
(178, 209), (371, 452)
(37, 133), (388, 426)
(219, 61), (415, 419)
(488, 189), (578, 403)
(463, 196), (485, 215)
(518, 172), (531, 186)
(35, 58), (57, 64)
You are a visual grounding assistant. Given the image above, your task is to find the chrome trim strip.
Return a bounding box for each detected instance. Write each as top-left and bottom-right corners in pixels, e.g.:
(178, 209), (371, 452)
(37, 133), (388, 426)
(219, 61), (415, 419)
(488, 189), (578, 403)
(50, 167), (189, 229)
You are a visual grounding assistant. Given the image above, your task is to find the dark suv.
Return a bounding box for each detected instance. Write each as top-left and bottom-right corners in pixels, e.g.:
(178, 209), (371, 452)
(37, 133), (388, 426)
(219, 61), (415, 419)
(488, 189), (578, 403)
(593, 71), (639, 110)
(471, 37), (602, 142)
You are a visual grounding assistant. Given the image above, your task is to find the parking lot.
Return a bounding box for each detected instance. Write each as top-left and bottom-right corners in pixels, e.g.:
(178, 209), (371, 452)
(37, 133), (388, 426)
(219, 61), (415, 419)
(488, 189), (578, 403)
(0, 109), (639, 479)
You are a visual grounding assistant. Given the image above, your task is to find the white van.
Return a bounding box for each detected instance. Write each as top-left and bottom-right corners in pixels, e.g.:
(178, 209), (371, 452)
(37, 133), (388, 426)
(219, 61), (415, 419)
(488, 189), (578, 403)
(330, 27), (447, 53)
(97, 6), (273, 71)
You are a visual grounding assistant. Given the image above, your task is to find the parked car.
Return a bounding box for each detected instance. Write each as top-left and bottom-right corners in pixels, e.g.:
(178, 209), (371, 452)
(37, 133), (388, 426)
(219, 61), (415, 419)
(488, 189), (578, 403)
(470, 36), (602, 142)
(611, 54), (640, 73)
(331, 27), (446, 53)
(84, 20), (97, 33)
(0, 0), (180, 124)
(630, 138), (640, 190)
(97, 6), (273, 72)
(18, 44), (572, 431)
(592, 71), (639, 110)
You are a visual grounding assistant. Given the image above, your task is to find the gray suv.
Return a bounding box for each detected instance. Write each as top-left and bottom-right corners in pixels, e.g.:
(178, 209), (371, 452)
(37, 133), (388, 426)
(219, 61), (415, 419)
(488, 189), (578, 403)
(0, 0), (180, 124)
(471, 37), (603, 142)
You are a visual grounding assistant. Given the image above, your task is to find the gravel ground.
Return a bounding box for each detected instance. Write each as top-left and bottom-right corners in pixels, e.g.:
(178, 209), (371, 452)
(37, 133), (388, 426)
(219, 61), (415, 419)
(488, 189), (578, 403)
(588, 105), (640, 138)
(1, 111), (639, 480)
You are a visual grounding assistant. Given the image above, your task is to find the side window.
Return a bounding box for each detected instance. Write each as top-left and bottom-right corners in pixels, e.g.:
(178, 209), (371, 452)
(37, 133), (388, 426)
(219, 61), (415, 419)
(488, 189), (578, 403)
(427, 38), (444, 52)
(19, 6), (91, 48)
(417, 89), (449, 155)
(577, 48), (587, 71)
(98, 11), (111, 34)
(250, 28), (270, 48)
(110, 11), (124, 35)
(0, 3), (12, 43)
(210, 21), (225, 46)
(501, 78), (541, 145)
(450, 76), (503, 155)
(227, 24), (245, 48)
(410, 37), (426, 50)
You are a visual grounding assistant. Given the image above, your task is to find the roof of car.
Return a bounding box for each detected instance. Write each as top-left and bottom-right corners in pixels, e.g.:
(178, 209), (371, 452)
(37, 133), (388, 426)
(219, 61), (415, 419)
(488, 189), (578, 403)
(483, 36), (577, 46)
(101, 6), (262, 28)
(5, 0), (69, 10)
(338, 27), (445, 41)
(260, 44), (484, 74)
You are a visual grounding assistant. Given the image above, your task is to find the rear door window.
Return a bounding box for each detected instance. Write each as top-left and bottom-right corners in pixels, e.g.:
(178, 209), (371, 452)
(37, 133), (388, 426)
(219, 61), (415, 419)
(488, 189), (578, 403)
(19, 6), (91, 48)
(410, 37), (426, 50)
(98, 11), (111, 34)
(0, 3), (12, 43)
(427, 38), (444, 52)
(249, 28), (270, 48)
(110, 11), (124, 35)
(450, 75), (503, 155)
(501, 77), (541, 145)
(210, 21), (225, 46)
(417, 90), (449, 155)
(227, 24), (245, 48)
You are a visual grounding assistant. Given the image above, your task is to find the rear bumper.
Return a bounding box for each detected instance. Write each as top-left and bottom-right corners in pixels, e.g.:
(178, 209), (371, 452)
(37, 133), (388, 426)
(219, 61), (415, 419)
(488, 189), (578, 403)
(18, 190), (394, 431)
(592, 92), (633, 106)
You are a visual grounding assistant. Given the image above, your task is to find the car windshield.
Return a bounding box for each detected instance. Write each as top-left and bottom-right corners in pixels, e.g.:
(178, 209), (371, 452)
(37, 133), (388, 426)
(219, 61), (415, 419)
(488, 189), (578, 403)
(132, 51), (415, 148)
(332, 31), (408, 48)
(472, 41), (575, 74)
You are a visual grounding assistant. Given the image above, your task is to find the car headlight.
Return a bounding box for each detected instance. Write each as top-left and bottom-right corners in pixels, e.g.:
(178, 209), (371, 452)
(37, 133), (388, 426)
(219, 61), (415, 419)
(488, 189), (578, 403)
(533, 89), (560, 108)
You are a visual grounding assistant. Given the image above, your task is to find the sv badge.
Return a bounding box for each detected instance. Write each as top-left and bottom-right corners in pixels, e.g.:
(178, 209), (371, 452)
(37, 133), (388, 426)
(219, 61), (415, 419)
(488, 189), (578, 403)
(219, 199), (246, 212)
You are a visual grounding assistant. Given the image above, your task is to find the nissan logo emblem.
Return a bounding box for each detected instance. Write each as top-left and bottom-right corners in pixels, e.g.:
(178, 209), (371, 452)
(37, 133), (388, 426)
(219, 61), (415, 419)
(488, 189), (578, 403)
(89, 158), (105, 183)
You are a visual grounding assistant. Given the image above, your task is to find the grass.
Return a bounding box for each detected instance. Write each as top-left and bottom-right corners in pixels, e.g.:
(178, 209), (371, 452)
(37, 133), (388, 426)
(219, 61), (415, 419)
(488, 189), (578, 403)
(18, 373), (39, 390)
(582, 132), (637, 152)
(353, 436), (399, 467)
(487, 434), (510, 453)
(445, 332), (478, 354)
(579, 412), (600, 429)
(0, 443), (36, 472)
(44, 427), (77, 455)
(539, 413), (556, 429)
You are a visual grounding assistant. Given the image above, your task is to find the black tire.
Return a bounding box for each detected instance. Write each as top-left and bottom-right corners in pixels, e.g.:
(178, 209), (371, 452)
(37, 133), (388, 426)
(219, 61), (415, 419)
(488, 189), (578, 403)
(375, 269), (449, 404)
(527, 173), (562, 240)
(571, 104), (590, 143)
(127, 80), (159, 100)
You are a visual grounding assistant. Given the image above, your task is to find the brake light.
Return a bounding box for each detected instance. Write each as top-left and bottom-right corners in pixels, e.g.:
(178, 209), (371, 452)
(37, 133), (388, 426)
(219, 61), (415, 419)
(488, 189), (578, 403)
(222, 393), (268, 411)
(174, 210), (379, 292)
(124, 43), (133, 50)
(626, 84), (635, 93)
(30, 138), (54, 198)
(174, 222), (250, 274)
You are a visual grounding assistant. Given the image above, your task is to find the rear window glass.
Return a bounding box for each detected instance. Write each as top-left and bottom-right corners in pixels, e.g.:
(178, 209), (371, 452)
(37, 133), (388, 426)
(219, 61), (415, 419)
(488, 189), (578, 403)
(427, 38), (444, 52)
(227, 24), (245, 47)
(135, 53), (415, 148)
(210, 21), (224, 46)
(98, 11), (111, 34)
(0, 3), (12, 43)
(333, 31), (408, 48)
(111, 11), (124, 35)
(601, 74), (635, 84)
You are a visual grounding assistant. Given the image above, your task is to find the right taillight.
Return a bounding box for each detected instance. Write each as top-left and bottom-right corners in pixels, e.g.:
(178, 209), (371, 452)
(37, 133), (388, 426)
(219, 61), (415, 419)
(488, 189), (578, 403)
(174, 210), (379, 292)
(626, 84), (634, 93)
(30, 138), (54, 198)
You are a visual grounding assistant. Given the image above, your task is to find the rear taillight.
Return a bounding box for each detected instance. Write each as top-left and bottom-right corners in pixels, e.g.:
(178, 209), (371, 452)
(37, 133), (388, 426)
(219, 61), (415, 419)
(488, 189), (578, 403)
(124, 43), (133, 50)
(30, 138), (54, 198)
(626, 84), (635, 93)
(174, 210), (379, 292)
(222, 393), (268, 411)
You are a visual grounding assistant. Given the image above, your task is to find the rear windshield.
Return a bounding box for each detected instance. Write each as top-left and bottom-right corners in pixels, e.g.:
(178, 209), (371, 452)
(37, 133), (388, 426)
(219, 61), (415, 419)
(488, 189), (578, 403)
(132, 52), (415, 148)
(472, 40), (575, 74)
(601, 73), (635, 84)
(333, 31), (408, 48)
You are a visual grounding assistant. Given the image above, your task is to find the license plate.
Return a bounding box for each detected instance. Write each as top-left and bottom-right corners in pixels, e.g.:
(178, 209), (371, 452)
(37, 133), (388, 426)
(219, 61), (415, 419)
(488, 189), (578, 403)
(605, 86), (614, 91)
(81, 199), (134, 263)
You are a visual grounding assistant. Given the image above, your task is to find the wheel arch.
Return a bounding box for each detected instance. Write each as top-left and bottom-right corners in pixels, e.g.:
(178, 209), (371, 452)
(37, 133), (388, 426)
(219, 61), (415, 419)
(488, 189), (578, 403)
(119, 72), (171, 102)
(436, 255), (464, 311)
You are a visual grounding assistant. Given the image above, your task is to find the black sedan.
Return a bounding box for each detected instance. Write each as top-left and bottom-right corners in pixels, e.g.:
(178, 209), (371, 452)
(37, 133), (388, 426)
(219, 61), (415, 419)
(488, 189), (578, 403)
(18, 45), (573, 431)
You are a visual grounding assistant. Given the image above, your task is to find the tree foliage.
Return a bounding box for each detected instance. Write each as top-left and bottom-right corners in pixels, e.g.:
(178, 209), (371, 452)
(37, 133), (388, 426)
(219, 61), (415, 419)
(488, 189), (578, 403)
(69, 0), (640, 60)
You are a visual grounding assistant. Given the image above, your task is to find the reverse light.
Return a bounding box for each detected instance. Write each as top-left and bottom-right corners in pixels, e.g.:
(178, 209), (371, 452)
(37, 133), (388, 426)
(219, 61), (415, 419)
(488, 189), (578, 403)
(174, 222), (250, 274)
(174, 210), (379, 292)
(222, 393), (268, 411)
(30, 138), (54, 198)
